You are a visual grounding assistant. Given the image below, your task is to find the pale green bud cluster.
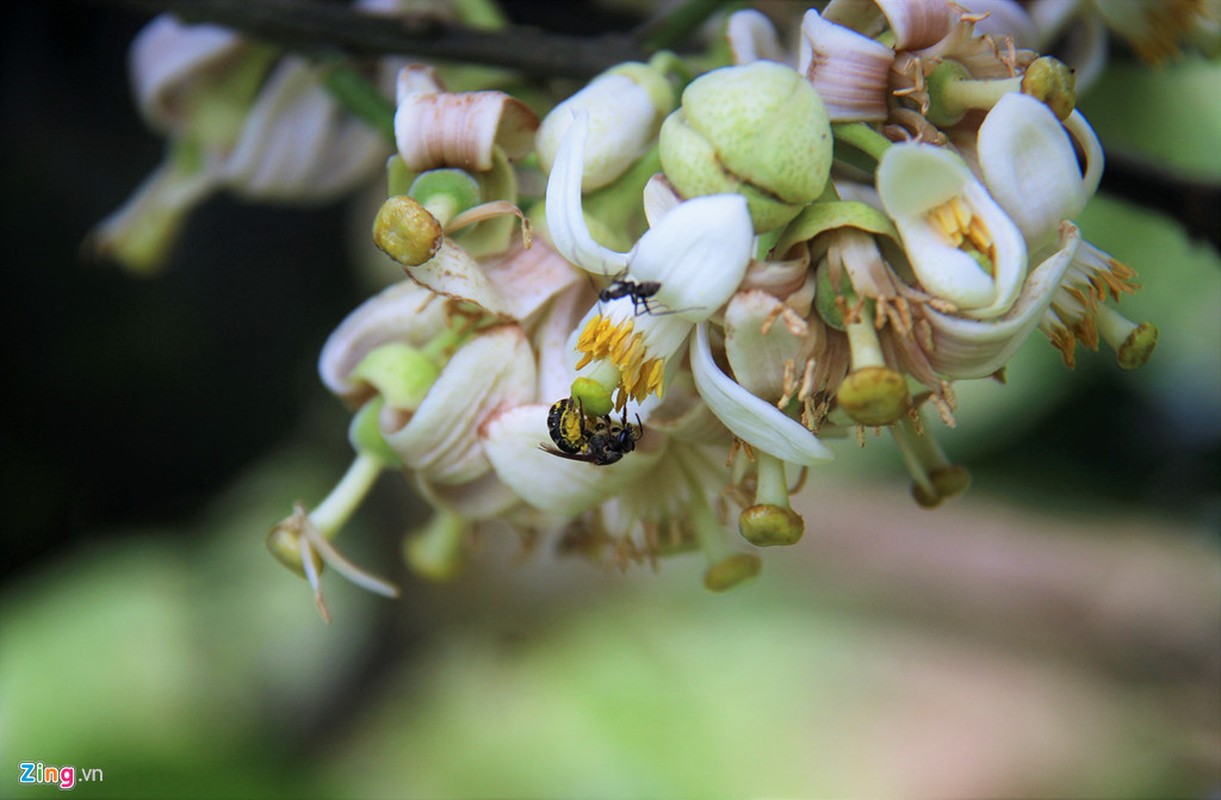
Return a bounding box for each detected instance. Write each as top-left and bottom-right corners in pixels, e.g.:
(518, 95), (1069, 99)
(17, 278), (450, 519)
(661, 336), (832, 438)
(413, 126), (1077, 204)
(659, 62), (832, 233)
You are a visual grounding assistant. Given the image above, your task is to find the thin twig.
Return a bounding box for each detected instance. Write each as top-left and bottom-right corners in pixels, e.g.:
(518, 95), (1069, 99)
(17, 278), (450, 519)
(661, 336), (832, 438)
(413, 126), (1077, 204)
(82, 0), (652, 79)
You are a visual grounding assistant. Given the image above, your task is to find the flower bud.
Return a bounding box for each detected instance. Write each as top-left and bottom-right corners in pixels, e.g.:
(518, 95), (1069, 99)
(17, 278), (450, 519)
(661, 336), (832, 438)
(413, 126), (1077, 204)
(373, 195), (444, 267)
(659, 62), (832, 233)
(703, 552), (762, 591)
(537, 63), (675, 191)
(739, 504), (804, 547)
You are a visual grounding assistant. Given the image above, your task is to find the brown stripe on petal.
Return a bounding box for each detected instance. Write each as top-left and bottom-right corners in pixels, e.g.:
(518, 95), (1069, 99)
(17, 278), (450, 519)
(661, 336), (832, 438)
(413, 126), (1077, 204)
(396, 90), (539, 173)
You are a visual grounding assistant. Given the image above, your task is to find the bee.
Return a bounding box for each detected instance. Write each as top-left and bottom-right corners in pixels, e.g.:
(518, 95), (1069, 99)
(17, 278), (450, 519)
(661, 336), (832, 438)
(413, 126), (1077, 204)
(543, 397), (642, 466)
(546, 396), (590, 455)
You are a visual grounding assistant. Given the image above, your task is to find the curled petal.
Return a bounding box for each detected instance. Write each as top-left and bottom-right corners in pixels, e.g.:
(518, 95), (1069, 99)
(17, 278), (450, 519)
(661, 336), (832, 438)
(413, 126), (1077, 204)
(130, 14), (245, 134)
(978, 92), (1095, 249)
(628, 194), (754, 322)
(403, 239), (513, 317)
(1063, 109), (1104, 199)
(536, 72), (664, 191)
(481, 404), (663, 517)
(223, 59), (388, 201)
(415, 470), (522, 521)
(543, 108), (631, 276)
(964, 0), (1040, 47)
(691, 323), (832, 466)
(872, 0), (951, 50)
(878, 143), (1027, 318)
(394, 63), (443, 103)
(724, 290), (815, 399)
(533, 282), (596, 403)
(384, 325), (537, 484)
(726, 9), (786, 64)
(395, 71), (538, 171)
(927, 223), (1081, 378)
(641, 174), (681, 228)
(799, 8), (895, 122)
(484, 241), (582, 323)
(319, 280), (448, 403)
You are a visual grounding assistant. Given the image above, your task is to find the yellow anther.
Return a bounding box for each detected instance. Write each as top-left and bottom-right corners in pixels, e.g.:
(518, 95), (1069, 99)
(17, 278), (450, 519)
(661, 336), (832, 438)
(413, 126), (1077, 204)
(928, 196), (996, 272)
(576, 314), (669, 409)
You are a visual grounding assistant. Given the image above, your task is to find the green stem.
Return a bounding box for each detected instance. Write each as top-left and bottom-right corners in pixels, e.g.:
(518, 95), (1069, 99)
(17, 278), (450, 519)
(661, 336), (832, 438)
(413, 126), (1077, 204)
(636, 0), (738, 51)
(310, 452), (383, 538)
(753, 453), (790, 508)
(832, 123), (892, 162)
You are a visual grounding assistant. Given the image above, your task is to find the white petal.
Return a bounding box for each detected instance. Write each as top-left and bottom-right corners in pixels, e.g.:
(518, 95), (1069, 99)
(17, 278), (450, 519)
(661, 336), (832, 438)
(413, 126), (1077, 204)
(319, 280), (448, 401)
(926, 223), (1081, 378)
(1063, 109), (1104, 199)
(724, 290), (814, 399)
(871, 0), (951, 50)
(533, 283), (596, 402)
(483, 241), (582, 322)
(628, 194), (754, 322)
(726, 9), (785, 64)
(978, 92), (1090, 249)
(877, 142), (971, 217)
(415, 470), (522, 521)
(878, 143), (1027, 317)
(641, 173), (681, 228)
(690, 323), (832, 466)
(799, 8), (894, 122)
(396, 89), (538, 172)
(130, 14), (244, 134)
(403, 238), (512, 317)
(384, 326), (537, 484)
(481, 404), (663, 517)
(536, 73), (660, 191)
(964, 0), (1040, 47)
(543, 108), (630, 276)
(394, 63), (442, 106)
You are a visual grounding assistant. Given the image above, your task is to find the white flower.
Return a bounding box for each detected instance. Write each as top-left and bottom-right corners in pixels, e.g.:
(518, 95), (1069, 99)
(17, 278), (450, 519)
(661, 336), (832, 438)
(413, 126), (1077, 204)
(536, 65), (673, 191)
(546, 109), (832, 466)
(976, 91), (1103, 253)
(877, 142), (1028, 319)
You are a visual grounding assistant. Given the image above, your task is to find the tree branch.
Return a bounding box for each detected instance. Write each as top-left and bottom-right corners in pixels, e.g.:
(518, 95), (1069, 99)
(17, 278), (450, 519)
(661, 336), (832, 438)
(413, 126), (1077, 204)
(84, 0), (652, 79)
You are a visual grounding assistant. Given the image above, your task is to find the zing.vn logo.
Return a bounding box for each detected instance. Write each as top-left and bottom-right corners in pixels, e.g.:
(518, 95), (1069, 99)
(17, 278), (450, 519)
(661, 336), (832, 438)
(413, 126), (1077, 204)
(17, 762), (104, 791)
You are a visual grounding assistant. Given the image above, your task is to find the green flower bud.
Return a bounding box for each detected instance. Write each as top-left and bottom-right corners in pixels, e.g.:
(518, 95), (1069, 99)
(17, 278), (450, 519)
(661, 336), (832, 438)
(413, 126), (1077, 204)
(373, 195), (444, 267)
(1021, 56), (1076, 121)
(349, 342), (441, 411)
(703, 552), (762, 592)
(836, 366), (909, 427)
(739, 504), (804, 546)
(659, 62), (832, 233)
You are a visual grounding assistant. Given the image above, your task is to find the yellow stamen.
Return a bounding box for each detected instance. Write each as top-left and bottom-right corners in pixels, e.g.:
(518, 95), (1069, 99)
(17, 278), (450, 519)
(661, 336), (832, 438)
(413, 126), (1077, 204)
(927, 196), (997, 271)
(576, 314), (667, 409)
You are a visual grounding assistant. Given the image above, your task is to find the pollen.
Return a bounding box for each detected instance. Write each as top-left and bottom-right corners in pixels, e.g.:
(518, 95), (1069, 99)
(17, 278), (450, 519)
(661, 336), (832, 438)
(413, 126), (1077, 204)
(928, 196), (997, 272)
(576, 314), (666, 409)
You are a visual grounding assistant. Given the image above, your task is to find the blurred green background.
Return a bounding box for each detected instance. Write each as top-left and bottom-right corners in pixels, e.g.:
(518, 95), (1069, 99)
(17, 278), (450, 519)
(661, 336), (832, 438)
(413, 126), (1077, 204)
(1, 3), (1218, 798)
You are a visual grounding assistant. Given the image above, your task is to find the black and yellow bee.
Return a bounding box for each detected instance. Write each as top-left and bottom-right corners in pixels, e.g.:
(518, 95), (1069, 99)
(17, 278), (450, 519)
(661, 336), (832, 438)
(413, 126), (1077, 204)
(543, 397), (641, 466)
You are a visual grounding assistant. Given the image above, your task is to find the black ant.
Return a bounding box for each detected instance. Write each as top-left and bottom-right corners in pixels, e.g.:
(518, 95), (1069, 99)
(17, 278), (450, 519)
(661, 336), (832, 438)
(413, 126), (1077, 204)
(598, 274), (663, 317)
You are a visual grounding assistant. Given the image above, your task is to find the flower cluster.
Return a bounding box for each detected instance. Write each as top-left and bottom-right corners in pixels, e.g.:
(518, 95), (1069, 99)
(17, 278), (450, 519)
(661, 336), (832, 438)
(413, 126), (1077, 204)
(95, 1), (1175, 615)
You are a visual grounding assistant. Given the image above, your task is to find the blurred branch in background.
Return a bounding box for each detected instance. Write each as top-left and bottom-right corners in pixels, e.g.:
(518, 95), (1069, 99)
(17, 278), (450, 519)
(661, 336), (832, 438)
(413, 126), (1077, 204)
(81, 0), (655, 78)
